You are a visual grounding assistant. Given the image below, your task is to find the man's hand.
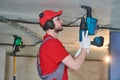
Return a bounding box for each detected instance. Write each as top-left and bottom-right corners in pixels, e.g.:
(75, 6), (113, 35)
(74, 31), (91, 57)
(81, 31), (91, 53)
(81, 31), (90, 48)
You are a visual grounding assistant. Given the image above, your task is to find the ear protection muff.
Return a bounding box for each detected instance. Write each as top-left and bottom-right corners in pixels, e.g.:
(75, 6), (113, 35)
(45, 20), (55, 29)
(39, 12), (55, 29)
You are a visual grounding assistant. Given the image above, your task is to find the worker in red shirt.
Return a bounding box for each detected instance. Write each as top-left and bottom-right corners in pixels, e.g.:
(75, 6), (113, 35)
(37, 10), (91, 80)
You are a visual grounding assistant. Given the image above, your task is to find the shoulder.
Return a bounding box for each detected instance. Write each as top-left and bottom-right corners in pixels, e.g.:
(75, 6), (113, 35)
(46, 37), (62, 45)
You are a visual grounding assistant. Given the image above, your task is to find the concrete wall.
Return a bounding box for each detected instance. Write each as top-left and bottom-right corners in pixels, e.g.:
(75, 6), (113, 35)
(0, 48), (6, 80)
(5, 54), (40, 80)
(4, 54), (108, 80)
(1, 44), (108, 80)
(68, 61), (108, 80)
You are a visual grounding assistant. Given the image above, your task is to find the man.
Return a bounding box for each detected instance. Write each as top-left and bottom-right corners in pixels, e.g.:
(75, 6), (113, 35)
(37, 10), (91, 80)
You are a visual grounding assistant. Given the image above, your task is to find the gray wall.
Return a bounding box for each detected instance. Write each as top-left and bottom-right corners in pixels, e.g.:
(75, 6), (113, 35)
(68, 61), (108, 80)
(0, 48), (6, 80)
(4, 53), (108, 80)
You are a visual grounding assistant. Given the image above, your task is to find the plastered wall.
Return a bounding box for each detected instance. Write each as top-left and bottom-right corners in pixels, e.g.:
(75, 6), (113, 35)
(4, 54), (108, 80)
(68, 61), (108, 80)
(0, 48), (6, 80)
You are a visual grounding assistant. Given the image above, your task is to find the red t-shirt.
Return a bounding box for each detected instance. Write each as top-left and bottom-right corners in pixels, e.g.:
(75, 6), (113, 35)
(39, 34), (69, 80)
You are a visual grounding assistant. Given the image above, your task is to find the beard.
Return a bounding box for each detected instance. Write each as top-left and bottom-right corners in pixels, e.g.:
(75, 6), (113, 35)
(54, 27), (63, 33)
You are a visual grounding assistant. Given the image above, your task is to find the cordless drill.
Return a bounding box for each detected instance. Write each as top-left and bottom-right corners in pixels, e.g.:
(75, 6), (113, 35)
(79, 5), (104, 47)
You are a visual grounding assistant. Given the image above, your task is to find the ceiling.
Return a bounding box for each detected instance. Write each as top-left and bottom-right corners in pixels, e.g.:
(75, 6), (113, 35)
(0, 0), (119, 61)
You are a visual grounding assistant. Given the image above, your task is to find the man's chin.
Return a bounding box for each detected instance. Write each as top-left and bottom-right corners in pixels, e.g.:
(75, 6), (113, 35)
(55, 28), (63, 33)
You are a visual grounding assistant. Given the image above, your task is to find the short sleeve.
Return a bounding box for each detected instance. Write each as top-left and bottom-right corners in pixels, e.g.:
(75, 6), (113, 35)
(46, 38), (69, 64)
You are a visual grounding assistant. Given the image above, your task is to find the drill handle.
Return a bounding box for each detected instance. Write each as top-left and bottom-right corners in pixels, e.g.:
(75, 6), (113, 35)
(81, 5), (92, 17)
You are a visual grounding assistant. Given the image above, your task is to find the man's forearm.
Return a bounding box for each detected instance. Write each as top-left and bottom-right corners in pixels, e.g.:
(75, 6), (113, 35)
(74, 48), (87, 70)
